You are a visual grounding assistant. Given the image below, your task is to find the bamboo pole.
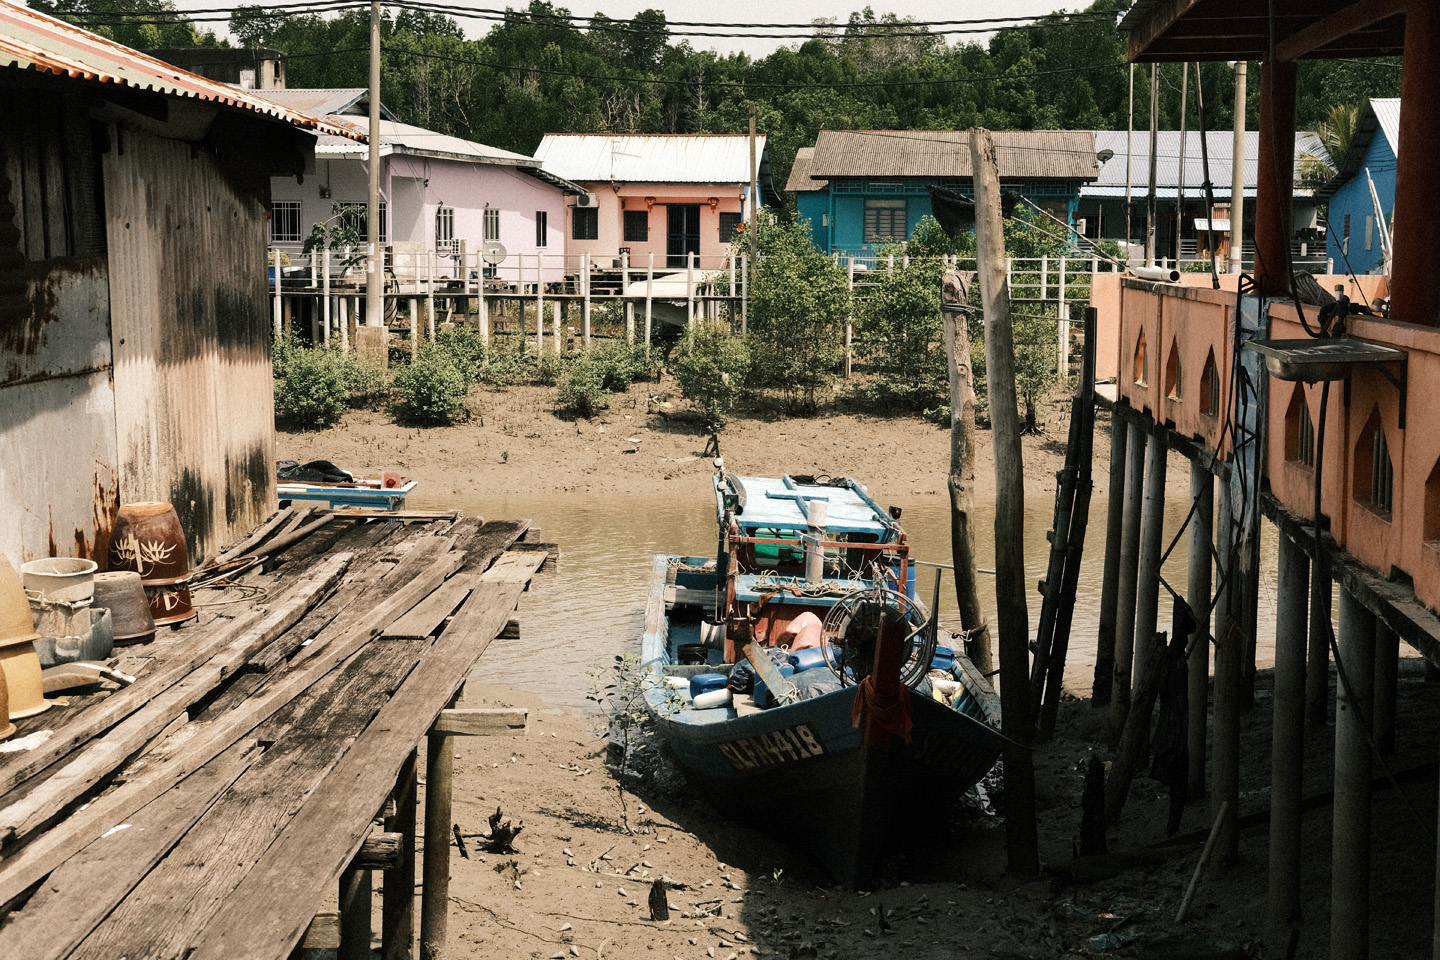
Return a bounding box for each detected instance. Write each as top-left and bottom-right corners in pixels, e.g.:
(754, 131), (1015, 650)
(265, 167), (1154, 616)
(942, 269), (991, 675)
(970, 127), (1037, 877)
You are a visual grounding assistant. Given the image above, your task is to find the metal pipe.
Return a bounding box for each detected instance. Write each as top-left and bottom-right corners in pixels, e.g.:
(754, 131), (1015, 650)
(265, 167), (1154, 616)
(1131, 265), (1181, 282)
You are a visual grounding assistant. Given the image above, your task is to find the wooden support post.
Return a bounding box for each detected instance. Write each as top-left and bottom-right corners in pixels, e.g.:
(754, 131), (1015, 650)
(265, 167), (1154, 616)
(687, 251), (696, 332)
(382, 750), (417, 960)
(1268, 531), (1308, 931)
(273, 248), (282, 337)
(582, 252), (592, 348)
(338, 866), (371, 960)
(421, 698), (458, 960)
(1211, 473), (1240, 871)
(739, 252), (747, 335)
(409, 298), (419, 360)
(1308, 553), (1332, 726)
(1331, 588), (1375, 960)
(1186, 460), (1213, 800)
(427, 249), (436, 341)
(323, 250), (333, 349)
(645, 253), (654, 354)
(1131, 423), (1168, 720)
(1111, 418), (1148, 734)
(478, 269), (490, 344)
(552, 301), (562, 354)
(626, 301), (636, 345)
(729, 253), (737, 325)
(845, 258), (856, 379)
(536, 252), (545, 354)
(1373, 619), (1398, 756)
(1094, 406), (1130, 706)
(1058, 257), (1069, 377)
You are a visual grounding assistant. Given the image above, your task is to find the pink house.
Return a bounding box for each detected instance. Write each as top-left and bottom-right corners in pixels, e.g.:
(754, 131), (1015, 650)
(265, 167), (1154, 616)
(531, 134), (779, 273)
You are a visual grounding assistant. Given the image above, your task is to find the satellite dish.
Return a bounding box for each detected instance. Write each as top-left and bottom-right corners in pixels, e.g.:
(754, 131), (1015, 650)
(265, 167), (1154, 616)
(481, 241), (507, 265)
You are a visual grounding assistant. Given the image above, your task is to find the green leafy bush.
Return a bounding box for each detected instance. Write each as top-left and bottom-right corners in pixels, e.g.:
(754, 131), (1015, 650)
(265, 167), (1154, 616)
(340, 357), (389, 408)
(534, 351), (565, 387)
(855, 248), (947, 413)
(274, 345), (349, 429)
(481, 341), (535, 389)
(391, 346), (470, 425)
(674, 321), (750, 433)
(433, 324), (488, 383)
(555, 353), (611, 418)
(591, 341), (649, 391)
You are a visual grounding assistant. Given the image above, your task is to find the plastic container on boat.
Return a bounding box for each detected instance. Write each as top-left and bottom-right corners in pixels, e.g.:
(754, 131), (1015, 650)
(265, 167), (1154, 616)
(930, 645), (956, 672)
(754, 663), (796, 709)
(20, 557), (98, 603)
(692, 688), (732, 710)
(787, 645), (831, 673)
(689, 672), (728, 699)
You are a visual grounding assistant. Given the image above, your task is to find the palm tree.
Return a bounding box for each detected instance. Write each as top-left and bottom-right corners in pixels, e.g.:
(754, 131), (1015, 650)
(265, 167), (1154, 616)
(1298, 102), (1360, 190)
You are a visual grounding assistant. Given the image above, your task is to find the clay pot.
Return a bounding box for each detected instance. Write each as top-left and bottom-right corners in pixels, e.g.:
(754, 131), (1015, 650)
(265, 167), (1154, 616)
(0, 640), (50, 719)
(108, 502), (191, 585)
(34, 607), (114, 667)
(0, 662), (13, 741)
(0, 554), (39, 648)
(143, 580), (196, 627)
(93, 571), (156, 644)
(20, 557), (98, 604)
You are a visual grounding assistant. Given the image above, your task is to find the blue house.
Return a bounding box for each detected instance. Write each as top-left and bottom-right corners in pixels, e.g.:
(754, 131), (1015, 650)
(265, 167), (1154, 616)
(1317, 98), (1398, 275)
(785, 130), (1100, 259)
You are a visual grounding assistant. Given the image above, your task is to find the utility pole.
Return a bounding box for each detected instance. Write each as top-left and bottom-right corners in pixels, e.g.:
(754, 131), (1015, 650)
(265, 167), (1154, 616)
(1229, 61), (1247, 274)
(1125, 64), (1134, 262)
(1146, 64), (1159, 266)
(1175, 63), (1189, 267)
(366, 0), (383, 329)
(748, 105), (758, 269)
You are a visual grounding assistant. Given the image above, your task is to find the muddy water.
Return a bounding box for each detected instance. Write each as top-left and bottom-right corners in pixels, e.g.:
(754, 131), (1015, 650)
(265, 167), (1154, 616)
(413, 489), (1280, 713)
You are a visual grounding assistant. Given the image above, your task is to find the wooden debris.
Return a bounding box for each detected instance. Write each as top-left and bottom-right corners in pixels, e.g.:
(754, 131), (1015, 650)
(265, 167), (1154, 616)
(485, 806), (523, 853)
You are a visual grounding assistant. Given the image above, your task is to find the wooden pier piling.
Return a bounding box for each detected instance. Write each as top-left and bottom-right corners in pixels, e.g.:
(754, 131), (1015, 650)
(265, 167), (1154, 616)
(1111, 419), (1147, 734)
(1332, 588), (1376, 960)
(1268, 530), (1308, 930)
(1212, 473), (1240, 871)
(1186, 460), (1213, 801)
(1093, 404), (1130, 707)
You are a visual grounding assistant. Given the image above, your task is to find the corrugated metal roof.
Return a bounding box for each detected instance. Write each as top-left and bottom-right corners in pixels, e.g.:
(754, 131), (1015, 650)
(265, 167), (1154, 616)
(252, 87), (398, 121)
(533, 134), (766, 185)
(312, 115), (583, 193)
(1372, 98), (1400, 155)
(806, 130), (1100, 182)
(0, 0), (360, 140)
(785, 146), (827, 193)
(1086, 129), (1320, 199)
(1314, 98), (1400, 202)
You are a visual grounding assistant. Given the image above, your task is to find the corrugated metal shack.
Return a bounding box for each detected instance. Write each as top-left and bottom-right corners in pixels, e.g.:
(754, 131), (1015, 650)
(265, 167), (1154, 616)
(0, 0), (360, 565)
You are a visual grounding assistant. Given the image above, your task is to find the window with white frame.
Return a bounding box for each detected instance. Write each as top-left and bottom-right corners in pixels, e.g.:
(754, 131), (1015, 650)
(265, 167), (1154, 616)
(436, 206), (455, 248)
(536, 211), (548, 247)
(484, 207), (501, 242)
(271, 201), (302, 243)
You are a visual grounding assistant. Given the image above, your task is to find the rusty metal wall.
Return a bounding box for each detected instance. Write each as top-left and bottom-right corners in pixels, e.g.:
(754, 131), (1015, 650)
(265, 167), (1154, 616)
(103, 126), (276, 564)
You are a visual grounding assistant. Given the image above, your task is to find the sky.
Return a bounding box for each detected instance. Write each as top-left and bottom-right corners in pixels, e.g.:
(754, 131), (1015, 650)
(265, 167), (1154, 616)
(168, 0), (1092, 58)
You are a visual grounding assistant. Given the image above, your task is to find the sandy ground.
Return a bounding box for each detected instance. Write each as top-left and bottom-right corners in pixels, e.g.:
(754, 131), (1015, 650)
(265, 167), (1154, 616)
(280, 382), (1438, 959)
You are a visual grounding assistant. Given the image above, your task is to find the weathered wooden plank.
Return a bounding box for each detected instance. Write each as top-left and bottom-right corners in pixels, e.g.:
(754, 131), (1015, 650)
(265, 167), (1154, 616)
(302, 911), (341, 949)
(381, 581), (473, 640)
(354, 831), (404, 870)
(499, 618), (520, 640)
(510, 540), (561, 571)
(476, 551), (547, 585)
(0, 740), (263, 960)
(69, 633), (429, 960)
(0, 553), (352, 836)
(454, 519), (530, 575)
(0, 551), (465, 909)
(208, 506), (292, 566)
(184, 579), (528, 960)
(432, 708), (528, 737)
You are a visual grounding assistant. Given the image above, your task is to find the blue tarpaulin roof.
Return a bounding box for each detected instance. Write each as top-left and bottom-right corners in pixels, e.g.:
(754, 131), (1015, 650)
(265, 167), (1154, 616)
(724, 476), (895, 537)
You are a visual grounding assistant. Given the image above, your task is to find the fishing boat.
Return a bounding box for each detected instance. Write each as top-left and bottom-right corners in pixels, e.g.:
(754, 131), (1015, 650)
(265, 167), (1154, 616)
(640, 464), (1003, 888)
(276, 460), (416, 512)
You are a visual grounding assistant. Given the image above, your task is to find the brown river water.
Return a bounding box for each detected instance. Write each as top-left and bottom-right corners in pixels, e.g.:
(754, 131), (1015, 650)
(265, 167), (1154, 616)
(410, 490), (1281, 713)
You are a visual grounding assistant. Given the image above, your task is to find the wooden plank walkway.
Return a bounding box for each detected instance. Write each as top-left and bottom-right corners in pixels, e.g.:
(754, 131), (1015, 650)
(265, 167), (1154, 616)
(0, 508), (554, 960)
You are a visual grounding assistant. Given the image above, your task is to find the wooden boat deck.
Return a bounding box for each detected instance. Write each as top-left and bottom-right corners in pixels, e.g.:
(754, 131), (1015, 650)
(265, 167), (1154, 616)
(0, 507), (555, 960)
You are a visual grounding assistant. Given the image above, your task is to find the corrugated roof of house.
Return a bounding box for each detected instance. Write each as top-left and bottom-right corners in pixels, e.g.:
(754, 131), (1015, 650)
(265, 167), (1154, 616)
(251, 87), (398, 121)
(1314, 98), (1399, 203)
(802, 129), (1100, 183)
(0, 0), (359, 140)
(1087, 129), (1322, 199)
(533, 134), (761, 184)
(310, 115), (582, 193)
(785, 147), (827, 193)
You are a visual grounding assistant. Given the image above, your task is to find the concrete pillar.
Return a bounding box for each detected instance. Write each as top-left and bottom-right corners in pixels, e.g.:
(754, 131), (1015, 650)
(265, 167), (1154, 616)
(1253, 59), (1297, 295)
(1186, 462), (1214, 800)
(1268, 531), (1308, 930)
(1373, 619), (1399, 756)
(1309, 563), (1333, 726)
(1111, 418), (1148, 734)
(1389, 2), (1440, 327)
(1331, 588), (1376, 960)
(1211, 472), (1240, 871)
(1094, 407), (1130, 707)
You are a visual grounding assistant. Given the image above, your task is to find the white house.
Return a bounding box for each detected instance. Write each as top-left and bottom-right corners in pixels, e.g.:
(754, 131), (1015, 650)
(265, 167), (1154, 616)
(531, 134), (779, 273)
(261, 89), (581, 289)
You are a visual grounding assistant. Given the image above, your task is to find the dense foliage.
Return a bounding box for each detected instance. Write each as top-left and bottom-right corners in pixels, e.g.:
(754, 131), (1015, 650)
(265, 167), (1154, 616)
(674, 320), (751, 432)
(33, 1), (1402, 211)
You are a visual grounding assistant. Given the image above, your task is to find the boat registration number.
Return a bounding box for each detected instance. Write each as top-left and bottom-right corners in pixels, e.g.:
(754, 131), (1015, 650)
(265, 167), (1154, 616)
(717, 724), (825, 772)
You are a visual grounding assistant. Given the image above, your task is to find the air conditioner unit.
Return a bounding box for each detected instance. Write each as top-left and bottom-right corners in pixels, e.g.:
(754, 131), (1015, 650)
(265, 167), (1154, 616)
(575, 193), (598, 208)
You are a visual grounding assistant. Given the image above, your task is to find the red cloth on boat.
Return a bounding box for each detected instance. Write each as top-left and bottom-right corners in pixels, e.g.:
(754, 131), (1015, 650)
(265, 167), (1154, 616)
(851, 674), (913, 745)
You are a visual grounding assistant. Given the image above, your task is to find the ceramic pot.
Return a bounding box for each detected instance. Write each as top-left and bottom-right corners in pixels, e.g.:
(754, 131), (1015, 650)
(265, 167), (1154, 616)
(93, 571), (156, 644)
(0, 663), (13, 740)
(20, 557), (98, 603)
(34, 607), (114, 667)
(0, 641), (50, 719)
(0, 555), (39, 647)
(108, 502), (191, 585)
(143, 580), (196, 627)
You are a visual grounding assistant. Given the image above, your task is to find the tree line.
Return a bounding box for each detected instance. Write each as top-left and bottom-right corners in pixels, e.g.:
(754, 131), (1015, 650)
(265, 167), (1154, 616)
(32, 0), (1402, 207)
